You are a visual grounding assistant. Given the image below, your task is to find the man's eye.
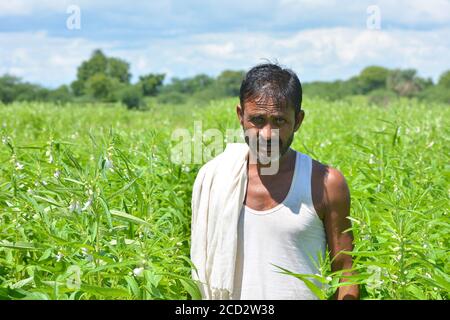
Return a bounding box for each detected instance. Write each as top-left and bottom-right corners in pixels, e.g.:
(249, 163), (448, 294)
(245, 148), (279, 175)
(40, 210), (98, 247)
(251, 117), (264, 124)
(275, 118), (286, 124)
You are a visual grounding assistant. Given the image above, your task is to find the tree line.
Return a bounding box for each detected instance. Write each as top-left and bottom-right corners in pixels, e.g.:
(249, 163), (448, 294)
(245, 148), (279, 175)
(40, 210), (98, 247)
(1, 49), (449, 108)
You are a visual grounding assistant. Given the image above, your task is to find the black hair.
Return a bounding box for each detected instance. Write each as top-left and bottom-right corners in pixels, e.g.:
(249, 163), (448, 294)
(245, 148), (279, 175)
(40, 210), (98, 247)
(239, 63), (302, 115)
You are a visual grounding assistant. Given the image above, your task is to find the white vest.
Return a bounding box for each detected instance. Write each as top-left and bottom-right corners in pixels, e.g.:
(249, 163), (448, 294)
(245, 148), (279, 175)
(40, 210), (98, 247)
(233, 150), (326, 300)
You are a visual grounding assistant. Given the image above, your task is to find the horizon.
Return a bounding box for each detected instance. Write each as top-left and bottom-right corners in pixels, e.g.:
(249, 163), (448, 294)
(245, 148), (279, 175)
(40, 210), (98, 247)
(1, 0), (450, 88)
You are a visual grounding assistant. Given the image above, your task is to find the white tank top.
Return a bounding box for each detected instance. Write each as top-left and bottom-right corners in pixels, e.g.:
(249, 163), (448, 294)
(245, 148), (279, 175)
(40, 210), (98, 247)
(233, 150), (326, 300)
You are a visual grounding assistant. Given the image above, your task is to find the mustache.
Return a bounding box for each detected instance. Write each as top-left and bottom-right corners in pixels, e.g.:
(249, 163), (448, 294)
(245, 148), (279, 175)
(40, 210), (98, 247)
(244, 136), (282, 146)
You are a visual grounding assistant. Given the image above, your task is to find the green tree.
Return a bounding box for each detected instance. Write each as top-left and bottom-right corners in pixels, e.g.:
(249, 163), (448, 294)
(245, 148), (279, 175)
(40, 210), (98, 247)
(387, 69), (430, 97)
(138, 73), (165, 96)
(358, 66), (390, 93)
(119, 85), (143, 109)
(0, 74), (22, 104)
(438, 70), (450, 89)
(107, 57), (131, 84)
(71, 49), (131, 97)
(85, 73), (116, 101)
(216, 70), (245, 96)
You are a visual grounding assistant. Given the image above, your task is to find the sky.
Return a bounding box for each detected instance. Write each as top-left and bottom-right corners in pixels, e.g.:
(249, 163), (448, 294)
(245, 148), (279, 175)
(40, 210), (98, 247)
(1, 0), (450, 88)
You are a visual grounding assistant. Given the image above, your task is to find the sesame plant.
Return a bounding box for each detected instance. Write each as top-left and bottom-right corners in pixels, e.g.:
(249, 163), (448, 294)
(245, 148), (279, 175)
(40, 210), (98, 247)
(0, 98), (448, 299)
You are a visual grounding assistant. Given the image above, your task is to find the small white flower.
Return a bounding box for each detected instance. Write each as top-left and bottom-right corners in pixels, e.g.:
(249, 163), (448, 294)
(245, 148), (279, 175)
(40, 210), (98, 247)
(56, 252), (63, 262)
(41, 180), (48, 186)
(15, 162), (24, 170)
(326, 276), (333, 282)
(82, 197), (93, 211)
(105, 158), (113, 170)
(27, 188), (34, 194)
(182, 165), (190, 173)
(69, 200), (81, 213)
(2, 136), (7, 144)
(46, 150), (54, 164)
(423, 244), (427, 249)
(54, 170), (61, 178)
(133, 267), (144, 277)
(81, 248), (93, 262)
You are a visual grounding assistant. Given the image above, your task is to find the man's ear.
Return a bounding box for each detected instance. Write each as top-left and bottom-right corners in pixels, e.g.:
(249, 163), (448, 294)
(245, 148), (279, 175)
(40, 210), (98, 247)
(294, 110), (305, 132)
(236, 104), (244, 126)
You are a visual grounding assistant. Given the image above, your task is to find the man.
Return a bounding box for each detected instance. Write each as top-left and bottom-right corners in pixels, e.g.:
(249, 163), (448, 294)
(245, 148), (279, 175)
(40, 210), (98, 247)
(190, 63), (359, 300)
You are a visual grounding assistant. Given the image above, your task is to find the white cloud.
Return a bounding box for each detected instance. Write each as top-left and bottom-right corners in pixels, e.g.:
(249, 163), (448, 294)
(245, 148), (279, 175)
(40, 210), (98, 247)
(0, 31), (115, 87)
(1, 27), (449, 87)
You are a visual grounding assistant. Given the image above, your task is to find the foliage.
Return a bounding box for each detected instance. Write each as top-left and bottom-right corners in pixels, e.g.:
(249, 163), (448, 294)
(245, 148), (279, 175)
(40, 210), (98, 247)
(358, 66), (390, 93)
(0, 98), (448, 300)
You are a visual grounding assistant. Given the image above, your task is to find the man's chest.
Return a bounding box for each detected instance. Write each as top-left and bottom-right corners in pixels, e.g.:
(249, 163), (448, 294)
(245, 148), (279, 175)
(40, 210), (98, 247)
(243, 171), (294, 211)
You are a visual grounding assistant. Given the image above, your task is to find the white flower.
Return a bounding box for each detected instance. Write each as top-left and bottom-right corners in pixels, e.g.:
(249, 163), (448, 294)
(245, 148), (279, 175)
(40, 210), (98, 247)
(41, 180), (48, 186)
(54, 170), (61, 178)
(1, 136), (7, 144)
(46, 150), (54, 164)
(105, 158), (113, 170)
(27, 188), (34, 194)
(82, 197), (93, 211)
(15, 162), (24, 170)
(326, 276), (333, 282)
(133, 267), (144, 277)
(56, 252), (63, 262)
(69, 200), (81, 213)
(81, 247), (93, 262)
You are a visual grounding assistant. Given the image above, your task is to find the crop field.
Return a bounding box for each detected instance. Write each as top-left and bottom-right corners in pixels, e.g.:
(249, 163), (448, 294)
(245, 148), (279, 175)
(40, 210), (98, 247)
(0, 98), (448, 300)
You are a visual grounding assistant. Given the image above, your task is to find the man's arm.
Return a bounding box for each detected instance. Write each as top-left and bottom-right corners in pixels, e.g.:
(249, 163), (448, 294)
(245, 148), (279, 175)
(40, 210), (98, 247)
(322, 167), (360, 300)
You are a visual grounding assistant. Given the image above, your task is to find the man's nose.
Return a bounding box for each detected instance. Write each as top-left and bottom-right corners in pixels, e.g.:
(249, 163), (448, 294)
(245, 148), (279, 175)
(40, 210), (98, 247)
(259, 123), (273, 142)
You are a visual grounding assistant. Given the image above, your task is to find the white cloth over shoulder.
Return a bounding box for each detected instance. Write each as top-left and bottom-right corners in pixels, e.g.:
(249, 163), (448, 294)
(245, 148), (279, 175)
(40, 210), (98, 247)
(190, 143), (249, 299)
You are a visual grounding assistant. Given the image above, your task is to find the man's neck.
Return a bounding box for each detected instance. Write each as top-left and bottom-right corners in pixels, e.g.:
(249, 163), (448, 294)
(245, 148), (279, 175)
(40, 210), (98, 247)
(248, 148), (295, 176)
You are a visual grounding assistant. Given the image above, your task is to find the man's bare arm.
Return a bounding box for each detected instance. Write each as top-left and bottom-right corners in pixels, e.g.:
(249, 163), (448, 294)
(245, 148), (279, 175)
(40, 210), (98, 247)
(322, 167), (359, 300)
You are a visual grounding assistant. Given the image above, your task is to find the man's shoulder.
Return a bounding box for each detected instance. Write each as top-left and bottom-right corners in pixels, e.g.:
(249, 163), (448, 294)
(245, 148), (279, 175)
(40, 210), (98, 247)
(311, 158), (350, 219)
(195, 143), (249, 179)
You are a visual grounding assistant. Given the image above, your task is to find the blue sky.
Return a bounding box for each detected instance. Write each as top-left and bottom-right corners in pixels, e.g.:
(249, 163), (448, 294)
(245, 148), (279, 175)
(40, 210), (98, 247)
(1, 0), (450, 87)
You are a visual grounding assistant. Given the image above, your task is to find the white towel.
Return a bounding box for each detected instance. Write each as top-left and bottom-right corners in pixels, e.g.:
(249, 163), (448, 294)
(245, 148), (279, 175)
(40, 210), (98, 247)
(190, 143), (249, 299)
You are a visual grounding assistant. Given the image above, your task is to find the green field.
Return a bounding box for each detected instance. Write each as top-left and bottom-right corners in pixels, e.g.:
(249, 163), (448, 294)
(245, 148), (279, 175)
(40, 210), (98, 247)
(0, 98), (448, 299)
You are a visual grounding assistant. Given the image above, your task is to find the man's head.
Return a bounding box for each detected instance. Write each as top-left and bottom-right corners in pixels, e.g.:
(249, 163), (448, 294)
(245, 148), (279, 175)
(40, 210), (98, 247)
(237, 63), (305, 164)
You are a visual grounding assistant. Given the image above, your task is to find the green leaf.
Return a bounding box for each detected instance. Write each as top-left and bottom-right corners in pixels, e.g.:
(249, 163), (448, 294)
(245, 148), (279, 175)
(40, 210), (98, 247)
(110, 210), (151, 227)
(80, 284), (129, 298)
(125, 275), (141, 299)
(180, 279), (202, 300)
(0, 241), (39, 251)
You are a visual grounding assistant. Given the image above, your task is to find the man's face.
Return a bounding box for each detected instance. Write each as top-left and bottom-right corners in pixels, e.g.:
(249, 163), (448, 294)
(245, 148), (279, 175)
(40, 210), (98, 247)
(237, 98), (304, 164)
